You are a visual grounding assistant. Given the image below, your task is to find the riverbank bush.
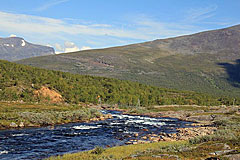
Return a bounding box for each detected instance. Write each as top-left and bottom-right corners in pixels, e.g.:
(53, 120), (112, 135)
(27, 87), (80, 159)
(189, 116), (240, 146)
(0, 102), (102, 129)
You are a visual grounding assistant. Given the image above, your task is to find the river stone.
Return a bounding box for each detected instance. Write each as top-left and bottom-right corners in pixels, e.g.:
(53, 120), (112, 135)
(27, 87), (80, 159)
(10, 122), (18, 128)
(162, 137), (173, 141)
(210, 150), (235, 156)
(150, 137), (160, 142)
(151, 134), (158, 137)
(99, 116), (105, 121)
(134, 133), (139, 137)
(187, 115), (214, 122)
(137, 140), (148, 144)
(125, 141), (132, 145)
(19, 122), (24, 127)
(223, 143), (231, 150)
(224, 154), (240, 160)
(152, 154), (180, 160)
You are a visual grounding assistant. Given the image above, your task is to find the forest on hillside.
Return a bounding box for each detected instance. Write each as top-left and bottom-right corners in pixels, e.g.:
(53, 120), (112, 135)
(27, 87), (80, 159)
(0, 60), (238, 106)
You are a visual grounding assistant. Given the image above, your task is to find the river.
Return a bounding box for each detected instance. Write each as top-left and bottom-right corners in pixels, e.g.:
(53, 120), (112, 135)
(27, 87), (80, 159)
(0, 110), (193, 160)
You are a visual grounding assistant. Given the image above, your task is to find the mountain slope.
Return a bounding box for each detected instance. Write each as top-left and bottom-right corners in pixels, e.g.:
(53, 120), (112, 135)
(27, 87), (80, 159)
(17, 25), (240, 96)
(2, 60), (234, 106)
(0, 37), (55, 61)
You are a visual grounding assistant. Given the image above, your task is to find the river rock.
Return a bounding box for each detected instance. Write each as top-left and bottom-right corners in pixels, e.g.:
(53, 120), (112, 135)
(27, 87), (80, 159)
(10, 122), (18, 128)
(137, 140), (149, 144)
(151, 134), (158, 137)
(150, 137), (160, 142)
(99, 116), (105, 121)
(223, 143), (231, 150)
(134, 133), (139, 137)
(162, 137), (173, 141)
(210, 150), (235, 156)
(152, 154), (179, 160)
(90, 118), (98, 121)
(223, 153), (240, 160)
(125, 141), (132, 145)
(187, 115), (215, 122)
(105, 114), (112, 118)
(19, 122), (24, 128)
(130, 139), (137, 142)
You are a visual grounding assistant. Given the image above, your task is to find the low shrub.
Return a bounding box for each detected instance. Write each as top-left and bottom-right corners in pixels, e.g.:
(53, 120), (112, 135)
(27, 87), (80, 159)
(91, 146), (105, 155)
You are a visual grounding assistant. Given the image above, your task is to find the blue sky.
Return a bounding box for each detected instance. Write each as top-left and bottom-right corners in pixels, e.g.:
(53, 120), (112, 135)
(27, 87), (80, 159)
(0, 0), (239, 53)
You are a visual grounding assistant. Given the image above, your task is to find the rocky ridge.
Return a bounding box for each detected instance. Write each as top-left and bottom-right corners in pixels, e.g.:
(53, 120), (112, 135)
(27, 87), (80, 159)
(0, 37), (55, 61)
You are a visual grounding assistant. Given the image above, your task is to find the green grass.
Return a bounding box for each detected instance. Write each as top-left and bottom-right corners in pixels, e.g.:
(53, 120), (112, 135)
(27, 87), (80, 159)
(47, 141), (188, 160)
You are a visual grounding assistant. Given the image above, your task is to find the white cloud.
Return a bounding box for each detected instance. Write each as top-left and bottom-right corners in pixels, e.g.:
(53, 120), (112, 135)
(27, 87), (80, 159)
(64, 41), (75, 48)
(55, 41), (80, 53)
(80, 46), (92, 51)
(185, 5), (218, 23)
(0, 11), (151, 40)
(9, 34), (17, 37)
(0, 10), (199, 42)
(64, 41), (80, 52)
(35, 0), (70, 11)
(130, 15), (198, 38)
(46, 44), (53, 47)
(0, 9), (230, 51)
(64, 46), (80, 53)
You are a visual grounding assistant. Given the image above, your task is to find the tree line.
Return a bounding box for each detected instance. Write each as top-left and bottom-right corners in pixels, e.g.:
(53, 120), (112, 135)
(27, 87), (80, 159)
(0, 60), (239, 106)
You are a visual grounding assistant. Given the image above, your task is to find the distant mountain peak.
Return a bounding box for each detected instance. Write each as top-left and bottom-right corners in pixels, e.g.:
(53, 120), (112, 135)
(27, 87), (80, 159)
(0, 37), (55, 61)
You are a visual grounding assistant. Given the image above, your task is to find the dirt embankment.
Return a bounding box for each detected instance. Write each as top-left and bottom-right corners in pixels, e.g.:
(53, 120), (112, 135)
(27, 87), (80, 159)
(33, 86), (63, 103)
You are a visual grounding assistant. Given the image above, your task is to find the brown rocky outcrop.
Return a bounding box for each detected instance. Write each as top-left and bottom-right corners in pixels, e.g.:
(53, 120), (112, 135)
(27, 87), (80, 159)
(33, 86), (63, 103)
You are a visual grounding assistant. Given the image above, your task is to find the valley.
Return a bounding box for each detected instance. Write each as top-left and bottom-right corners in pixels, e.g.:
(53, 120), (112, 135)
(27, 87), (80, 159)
(0, 59), (239, 159)
(0, 14), (239, 159)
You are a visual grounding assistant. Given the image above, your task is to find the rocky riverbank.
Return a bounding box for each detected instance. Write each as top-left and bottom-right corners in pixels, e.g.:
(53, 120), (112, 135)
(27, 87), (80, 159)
(107, 105), (240, 126)
(103, 105), (240, 145)
(125, 126), (217, 145)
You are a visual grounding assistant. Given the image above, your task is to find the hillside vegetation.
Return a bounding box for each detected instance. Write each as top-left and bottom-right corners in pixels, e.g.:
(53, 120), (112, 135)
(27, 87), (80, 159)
(0, 60), (238, 106)
(17, 24), (240, 96)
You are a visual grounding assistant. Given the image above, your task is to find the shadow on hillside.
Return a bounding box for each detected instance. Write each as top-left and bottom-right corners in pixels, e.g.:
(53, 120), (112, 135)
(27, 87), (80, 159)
(218, 59), (240, 88)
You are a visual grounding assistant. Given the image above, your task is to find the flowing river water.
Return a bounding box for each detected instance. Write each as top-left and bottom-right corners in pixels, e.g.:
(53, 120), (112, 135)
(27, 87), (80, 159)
(0, 110), (193, 160)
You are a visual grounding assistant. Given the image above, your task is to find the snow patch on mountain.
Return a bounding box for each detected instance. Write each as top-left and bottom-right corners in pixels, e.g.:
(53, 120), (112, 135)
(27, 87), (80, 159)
(21, 40), (26, 46)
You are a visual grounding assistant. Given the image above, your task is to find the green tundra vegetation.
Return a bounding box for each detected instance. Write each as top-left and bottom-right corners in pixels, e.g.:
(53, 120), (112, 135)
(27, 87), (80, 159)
(0, 60), (239, 106)
(0, 102), (102, 129)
